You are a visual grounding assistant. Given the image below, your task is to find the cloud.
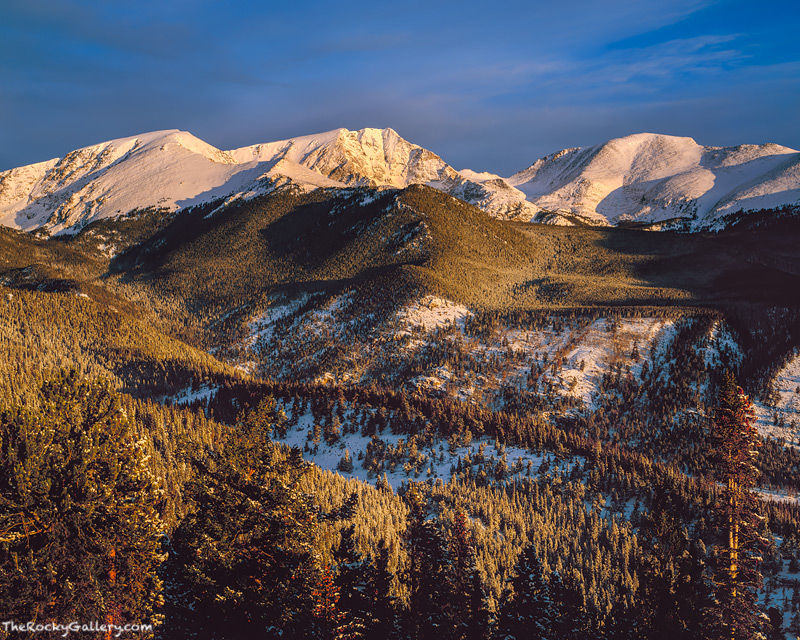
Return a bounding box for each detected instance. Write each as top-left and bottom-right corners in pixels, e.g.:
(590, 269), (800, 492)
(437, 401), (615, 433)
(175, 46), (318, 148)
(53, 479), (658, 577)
(0, 0), (796, 175)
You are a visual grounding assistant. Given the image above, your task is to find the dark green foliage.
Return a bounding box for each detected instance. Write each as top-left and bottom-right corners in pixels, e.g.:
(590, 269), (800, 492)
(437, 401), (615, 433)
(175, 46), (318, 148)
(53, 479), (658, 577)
(0, 370), (165, 632)
(365, 538), (400, 640)
(402, 484), (454, 640)
(766, 606), (786, 640)
(495, 544), (554, 640)
(333, 524), (371, 639)
(706, 372), (766, 640)
(164, 399), (321, 640)
(550, 571), (589, 640)
(636, 491), (713, 639)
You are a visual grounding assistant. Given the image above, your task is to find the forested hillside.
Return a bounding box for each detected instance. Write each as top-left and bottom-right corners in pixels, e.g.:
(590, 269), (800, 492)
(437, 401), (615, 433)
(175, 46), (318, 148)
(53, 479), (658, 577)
(1, 183), (800, 639)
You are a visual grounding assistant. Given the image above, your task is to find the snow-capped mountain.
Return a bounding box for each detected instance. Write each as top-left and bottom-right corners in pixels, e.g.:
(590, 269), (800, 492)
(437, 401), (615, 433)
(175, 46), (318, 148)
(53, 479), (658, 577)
(0, 128), (798, 235)
(508, 133), (800, 229)
(0, 127), (536, 235)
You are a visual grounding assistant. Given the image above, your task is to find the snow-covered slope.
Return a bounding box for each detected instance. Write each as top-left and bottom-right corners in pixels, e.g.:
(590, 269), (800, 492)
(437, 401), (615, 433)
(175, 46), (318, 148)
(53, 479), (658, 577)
(1, 129), (798, 234)
(0, 130), (265, 234)
(507, 133), (800, 229)
(0, 127), (535, 234)
(756, 351), (800, 447)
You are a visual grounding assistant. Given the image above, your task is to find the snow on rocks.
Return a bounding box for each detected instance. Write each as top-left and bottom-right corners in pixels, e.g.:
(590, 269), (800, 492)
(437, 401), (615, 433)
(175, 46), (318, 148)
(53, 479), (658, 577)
(395, 295), (471, 334)
(4, 128), (795, 235)
(244, 290), (691, 413)
(0, 127), (520, 234)
(506, 133), (800, 228)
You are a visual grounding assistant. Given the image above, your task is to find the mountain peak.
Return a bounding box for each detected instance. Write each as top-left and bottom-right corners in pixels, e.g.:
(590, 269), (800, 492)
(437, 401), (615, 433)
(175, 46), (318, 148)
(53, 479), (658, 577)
(508, 132), (800, 228)
(0, 128), (798, 234)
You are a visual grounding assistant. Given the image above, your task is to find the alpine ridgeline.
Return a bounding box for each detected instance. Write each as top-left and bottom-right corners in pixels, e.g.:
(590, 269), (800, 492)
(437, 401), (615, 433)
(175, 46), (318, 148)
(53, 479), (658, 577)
(1, 128), (798, 235)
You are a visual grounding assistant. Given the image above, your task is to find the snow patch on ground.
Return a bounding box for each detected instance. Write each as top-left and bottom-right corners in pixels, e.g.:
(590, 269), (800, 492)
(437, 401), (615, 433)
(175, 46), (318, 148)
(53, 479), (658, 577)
(396, 296), (471, 333)
(277, 405), (544, 489)
(700, 321), (743, 369)
(242, 290), (702, 412)
(162, 384), (218, 406)
(755, 351), (800, 446)
(248, 293), (315, 345)
(754, 487), (800, 505)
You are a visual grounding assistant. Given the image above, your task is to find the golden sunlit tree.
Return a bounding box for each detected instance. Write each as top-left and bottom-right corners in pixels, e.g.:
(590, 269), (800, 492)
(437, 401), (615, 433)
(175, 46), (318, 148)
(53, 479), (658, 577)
(707, 371), (767, 640)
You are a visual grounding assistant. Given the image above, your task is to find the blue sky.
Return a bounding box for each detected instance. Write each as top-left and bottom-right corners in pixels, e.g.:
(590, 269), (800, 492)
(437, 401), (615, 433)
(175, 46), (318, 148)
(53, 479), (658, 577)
(1, 0), (798, 174)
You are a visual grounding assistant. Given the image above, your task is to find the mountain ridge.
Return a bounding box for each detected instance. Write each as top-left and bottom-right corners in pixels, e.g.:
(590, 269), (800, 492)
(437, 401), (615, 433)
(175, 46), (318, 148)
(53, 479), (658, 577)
(1, 127), (798, 235)
(507, 132), (800, 228)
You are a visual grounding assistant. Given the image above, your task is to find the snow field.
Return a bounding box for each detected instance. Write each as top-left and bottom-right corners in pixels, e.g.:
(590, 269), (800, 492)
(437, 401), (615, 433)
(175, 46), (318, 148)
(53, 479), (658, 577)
(2, 128), (796, 234)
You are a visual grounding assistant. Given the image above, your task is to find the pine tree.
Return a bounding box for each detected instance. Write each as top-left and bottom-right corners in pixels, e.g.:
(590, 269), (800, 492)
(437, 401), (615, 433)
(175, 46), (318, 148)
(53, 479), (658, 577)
(446, 510), (491, 640)
(338, 449), (355, 473)
(365, 539), (399, 640)
(449, 510), (478, 640)
(706, 372), (767, 640)
(550, 571), (588, 640)
(466, 567), (492, 640)
(375, 474), (391, 493)
(165, 398), (321, 639)
(637, 492), (713, 640)
(311, 565), (347, 640)
(402, 483), (452, 640)
(0, 370), (165, 631)
(495, 544), (553, 640)
(333, 524), (370, 639)
(765, 606), (785, 640)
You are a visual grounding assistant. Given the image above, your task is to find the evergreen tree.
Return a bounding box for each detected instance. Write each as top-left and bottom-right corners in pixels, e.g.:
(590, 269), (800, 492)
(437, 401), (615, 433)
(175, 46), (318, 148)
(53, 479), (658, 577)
(765, 606), (786, 640)
(338, 449), (354, 473)
(311, 565), (347, 640)
(449, 510), (479, 640)
(165, 398), (321, 639)
(706, 372), (767, 640)
(0, 371), (163, 636)
(466, 567), (492, 640)
(333, 524), (370, 639)
(0, 370), (165, 632)
(495, 544), (553, 640)
(365, 539), (399, 640)
(375, 474), (391, 493)
(550, 571), (588, 640)
(604, 596), (643, 640)
(403, 483), (452, 640)
(638, 493), (713, 639)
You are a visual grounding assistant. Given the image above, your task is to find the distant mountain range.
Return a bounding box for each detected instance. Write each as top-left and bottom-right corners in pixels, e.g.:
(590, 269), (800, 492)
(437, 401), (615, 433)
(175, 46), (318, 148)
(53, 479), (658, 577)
(1, 127), (798, 235)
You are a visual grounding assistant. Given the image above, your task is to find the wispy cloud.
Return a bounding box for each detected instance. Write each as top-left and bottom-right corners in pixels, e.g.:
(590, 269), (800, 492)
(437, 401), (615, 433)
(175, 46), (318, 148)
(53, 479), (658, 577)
(0, 0), (797, 174)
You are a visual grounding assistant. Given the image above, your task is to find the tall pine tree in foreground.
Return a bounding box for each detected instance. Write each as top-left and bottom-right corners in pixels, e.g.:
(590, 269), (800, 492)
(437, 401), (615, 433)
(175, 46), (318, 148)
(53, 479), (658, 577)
(402, 483), (453, 640)
(333, 524), (370, 639)
(549, 570), (589, 640)
(448, 510), (488, 640)
(0, 370), (165, 633)
(365, 538), (399, 640)
(165, 398), (321, 640)
(495, 543), (553, 640)
(706, 372), (767, 640)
